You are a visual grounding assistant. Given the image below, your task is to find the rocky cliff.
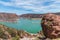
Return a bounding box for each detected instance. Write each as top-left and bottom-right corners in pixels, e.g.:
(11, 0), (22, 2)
(41, 13), (60, 39)
(0, 13), (18, 22)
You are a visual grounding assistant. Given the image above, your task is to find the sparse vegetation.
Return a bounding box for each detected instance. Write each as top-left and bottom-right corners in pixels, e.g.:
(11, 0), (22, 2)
(12, 35), (20, 40)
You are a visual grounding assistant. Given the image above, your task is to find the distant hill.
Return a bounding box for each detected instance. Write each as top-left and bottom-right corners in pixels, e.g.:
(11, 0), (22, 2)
(19, 13), (60, 18)
(20, 14), (44, 18)
(53, 13), (60, 15)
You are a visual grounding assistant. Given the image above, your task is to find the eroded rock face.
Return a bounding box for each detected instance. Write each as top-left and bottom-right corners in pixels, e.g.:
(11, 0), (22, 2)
(41, 13), (60, 39)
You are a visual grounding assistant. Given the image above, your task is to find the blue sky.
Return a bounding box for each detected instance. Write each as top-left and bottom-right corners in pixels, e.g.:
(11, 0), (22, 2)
(0, 0), (60, 15)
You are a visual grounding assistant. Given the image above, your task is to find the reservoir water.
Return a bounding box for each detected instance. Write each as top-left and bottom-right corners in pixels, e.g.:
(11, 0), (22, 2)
(0, 18), (42, 34)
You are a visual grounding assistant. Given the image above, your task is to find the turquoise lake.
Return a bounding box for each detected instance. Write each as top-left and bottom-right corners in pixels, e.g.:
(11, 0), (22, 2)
(0, 18), (42, 34)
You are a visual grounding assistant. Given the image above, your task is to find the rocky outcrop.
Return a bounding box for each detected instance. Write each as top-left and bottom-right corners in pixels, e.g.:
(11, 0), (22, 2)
(0, 24), (20, 39)
(41, 13), (60, 39)
(0, 13), (18, 22)
(0, 13), (18, 19)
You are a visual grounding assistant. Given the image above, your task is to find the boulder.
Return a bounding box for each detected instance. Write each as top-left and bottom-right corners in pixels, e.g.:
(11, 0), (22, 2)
(41, 13), (60, 39)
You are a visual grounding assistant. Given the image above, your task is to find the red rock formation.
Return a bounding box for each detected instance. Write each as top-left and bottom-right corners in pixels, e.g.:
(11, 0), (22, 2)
(0, 13), (18, 22)
(41, 13), (60, 39)
(0, 13), (18, 19)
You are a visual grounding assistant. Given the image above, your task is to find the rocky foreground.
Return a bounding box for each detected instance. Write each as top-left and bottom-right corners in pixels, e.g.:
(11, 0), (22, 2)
(41, 13), (60, 40)
(0, 24), (45, 40)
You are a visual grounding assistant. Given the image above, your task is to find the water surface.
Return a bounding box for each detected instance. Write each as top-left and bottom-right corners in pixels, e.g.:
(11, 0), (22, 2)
(0, 18), (42, 34)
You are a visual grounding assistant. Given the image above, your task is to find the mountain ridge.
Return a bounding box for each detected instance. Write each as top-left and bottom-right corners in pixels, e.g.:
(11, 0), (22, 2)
(0, 12), (60, 21)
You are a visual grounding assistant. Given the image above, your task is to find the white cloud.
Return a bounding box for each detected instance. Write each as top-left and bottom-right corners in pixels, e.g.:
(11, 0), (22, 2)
(0, 0), (60, 13)
(0, 1), (13, 6)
